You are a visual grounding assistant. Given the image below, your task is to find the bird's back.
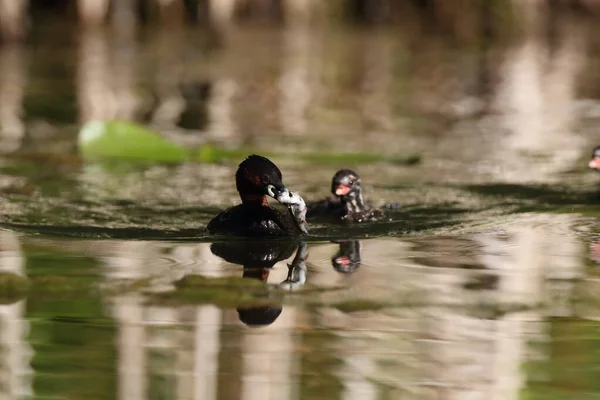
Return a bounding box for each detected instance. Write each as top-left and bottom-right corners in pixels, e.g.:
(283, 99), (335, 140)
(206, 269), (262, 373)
(207, 204), (300, 236)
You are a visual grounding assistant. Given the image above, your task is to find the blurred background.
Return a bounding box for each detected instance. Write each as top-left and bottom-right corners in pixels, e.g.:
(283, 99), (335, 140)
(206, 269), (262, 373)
(2, 1), (600, 400)
(0, 0), (599, 181)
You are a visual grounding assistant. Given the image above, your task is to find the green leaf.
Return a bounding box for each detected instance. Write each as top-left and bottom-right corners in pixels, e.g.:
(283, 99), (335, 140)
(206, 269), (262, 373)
(78, 120), (421, 166)
(78, 120), (191, 163)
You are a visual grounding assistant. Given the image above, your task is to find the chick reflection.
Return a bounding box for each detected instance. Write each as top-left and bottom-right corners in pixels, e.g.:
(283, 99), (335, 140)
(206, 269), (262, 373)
(210, 240), (308, 327)
(331, 240), (362, 273)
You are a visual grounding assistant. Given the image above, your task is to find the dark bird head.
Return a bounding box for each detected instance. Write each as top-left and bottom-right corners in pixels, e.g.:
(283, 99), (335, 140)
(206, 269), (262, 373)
(236, 155), (287, 205)
(331, 169), (366, 213)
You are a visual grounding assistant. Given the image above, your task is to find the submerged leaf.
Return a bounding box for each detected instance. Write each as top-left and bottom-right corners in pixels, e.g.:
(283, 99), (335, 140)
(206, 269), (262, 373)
(0, 273), (29, 304)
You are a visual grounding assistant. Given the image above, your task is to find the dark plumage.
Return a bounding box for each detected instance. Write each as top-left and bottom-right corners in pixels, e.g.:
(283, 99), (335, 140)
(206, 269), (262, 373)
(207, 204), (301, 236)
(307, 169), (383, 223)
(207, 155), (303, 236)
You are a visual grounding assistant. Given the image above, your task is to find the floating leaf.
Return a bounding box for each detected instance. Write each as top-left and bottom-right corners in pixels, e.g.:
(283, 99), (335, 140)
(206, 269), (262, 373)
(78, 120), (190, 163)
(78, 120), (421, 166)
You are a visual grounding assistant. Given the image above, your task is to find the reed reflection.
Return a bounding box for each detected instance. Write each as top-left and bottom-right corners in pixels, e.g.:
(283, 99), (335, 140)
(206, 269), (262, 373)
(0, 231), (32, 399)
(210, 240), (305, 400)
(0, 44), (25, 152)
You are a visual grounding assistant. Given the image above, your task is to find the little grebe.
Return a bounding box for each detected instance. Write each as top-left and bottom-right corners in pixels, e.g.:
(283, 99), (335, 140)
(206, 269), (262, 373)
(307, 169), (383, 222)
(208, 155), (308, 236)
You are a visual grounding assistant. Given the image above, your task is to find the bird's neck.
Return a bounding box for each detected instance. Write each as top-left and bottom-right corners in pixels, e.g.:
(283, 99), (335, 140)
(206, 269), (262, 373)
(240, 193), (269, 206)
(341, 188), (366, 213)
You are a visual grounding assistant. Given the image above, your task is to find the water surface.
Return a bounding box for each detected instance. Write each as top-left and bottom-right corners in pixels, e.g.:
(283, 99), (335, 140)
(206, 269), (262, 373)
(3, 5), (600, 399)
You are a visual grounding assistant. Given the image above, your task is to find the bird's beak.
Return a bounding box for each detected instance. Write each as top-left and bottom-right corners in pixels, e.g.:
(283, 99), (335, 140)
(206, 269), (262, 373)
(272, 186), (292, 202)
(267, 184), (285, 199)
(590, 157), (600, 170)
(334, 184), (351, 196)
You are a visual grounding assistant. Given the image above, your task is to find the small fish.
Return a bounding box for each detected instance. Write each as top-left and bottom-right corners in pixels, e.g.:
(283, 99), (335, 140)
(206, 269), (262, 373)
(280, 242), (308, 290)
(276, 189), (309, 234)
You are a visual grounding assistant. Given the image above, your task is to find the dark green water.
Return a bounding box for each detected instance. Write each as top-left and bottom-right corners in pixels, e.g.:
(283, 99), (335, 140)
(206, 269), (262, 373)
(3, 5), (600, 399)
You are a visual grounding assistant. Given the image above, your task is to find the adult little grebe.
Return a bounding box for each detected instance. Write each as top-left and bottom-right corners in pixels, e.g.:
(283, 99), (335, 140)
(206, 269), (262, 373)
(307, 169), (383, 222)
(208, 155), (308, 236)
(589, 147), (600, 170)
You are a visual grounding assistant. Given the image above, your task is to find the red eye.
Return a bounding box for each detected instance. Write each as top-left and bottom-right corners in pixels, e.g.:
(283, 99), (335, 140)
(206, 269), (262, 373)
(244, 169), (262, 185)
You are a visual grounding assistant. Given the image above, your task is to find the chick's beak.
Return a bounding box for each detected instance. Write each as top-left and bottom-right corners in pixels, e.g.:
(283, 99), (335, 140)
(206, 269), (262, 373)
(590, 157), (600, 170)
(334, 184), (351, 196)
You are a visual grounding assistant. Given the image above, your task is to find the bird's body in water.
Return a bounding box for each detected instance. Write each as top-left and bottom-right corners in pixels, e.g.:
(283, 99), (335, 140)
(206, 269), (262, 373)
(307, 169), (385, 223)
(207, 155), (308, 236)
